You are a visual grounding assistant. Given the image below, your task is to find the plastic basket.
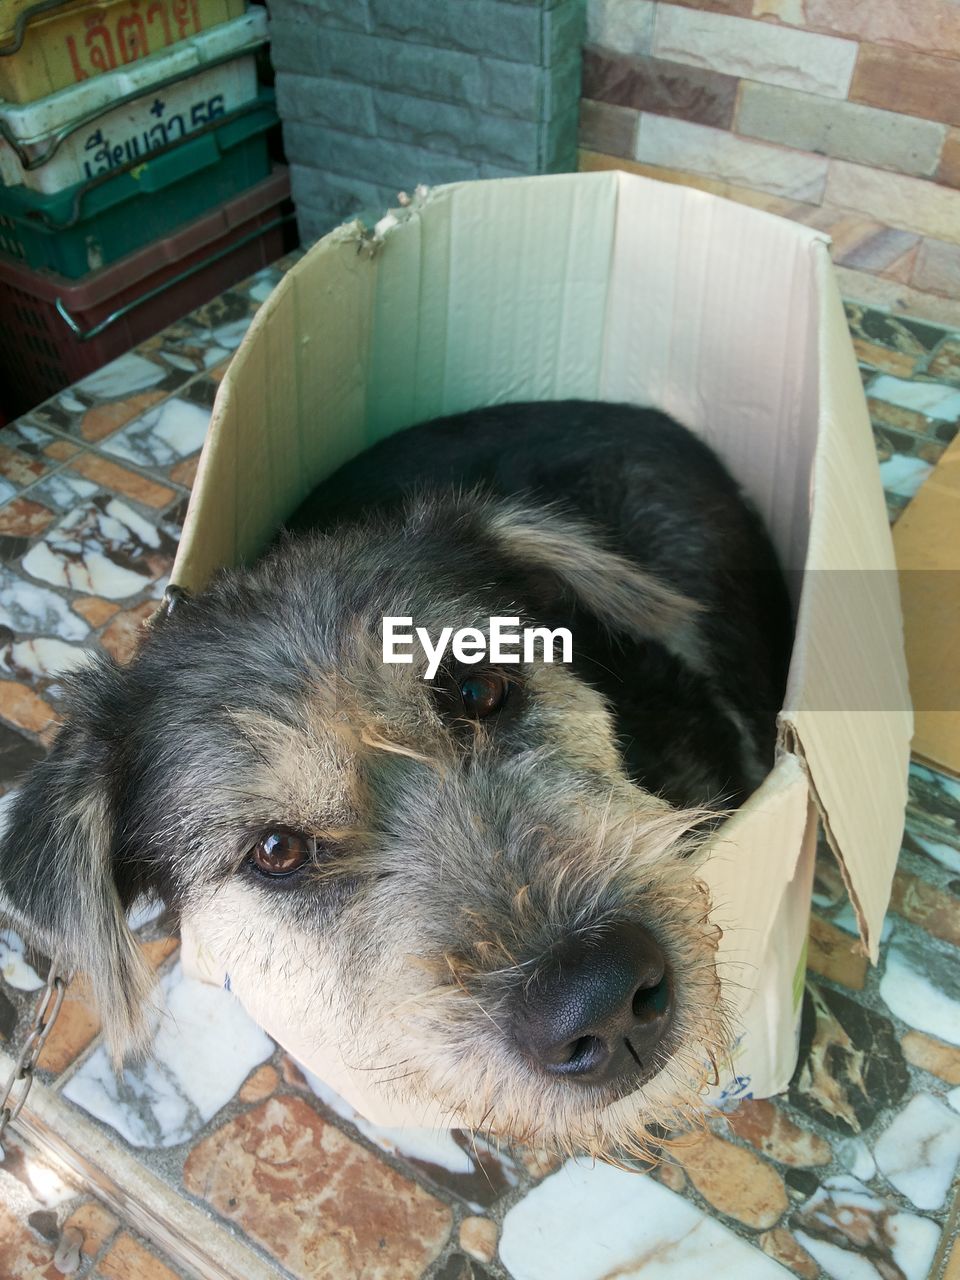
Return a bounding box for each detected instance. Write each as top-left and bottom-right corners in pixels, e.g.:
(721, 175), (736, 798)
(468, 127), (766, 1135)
(0, 0), (246, 104)
(0, 164), (294, 418)
(0, 89), (276, 277)
(0, 9), (267, 193)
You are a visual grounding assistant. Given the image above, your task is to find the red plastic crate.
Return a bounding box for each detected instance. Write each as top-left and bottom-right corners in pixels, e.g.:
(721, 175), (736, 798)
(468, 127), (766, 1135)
(0, 165), (295, 420)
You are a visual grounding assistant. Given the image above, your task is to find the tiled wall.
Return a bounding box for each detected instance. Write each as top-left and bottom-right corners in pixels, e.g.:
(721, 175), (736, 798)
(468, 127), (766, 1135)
(269, 0), (585, 244)
(579, 0), (960, 323)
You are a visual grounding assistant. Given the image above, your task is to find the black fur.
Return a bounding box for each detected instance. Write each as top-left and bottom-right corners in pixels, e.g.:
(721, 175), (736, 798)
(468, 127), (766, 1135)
(291, 400), (793, 805)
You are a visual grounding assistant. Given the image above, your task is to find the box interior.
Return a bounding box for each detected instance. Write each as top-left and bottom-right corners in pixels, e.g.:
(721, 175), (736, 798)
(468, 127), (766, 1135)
(175, 170), (911, 1117)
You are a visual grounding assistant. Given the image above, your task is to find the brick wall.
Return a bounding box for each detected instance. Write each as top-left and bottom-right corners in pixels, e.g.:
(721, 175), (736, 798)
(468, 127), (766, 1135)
(580, 0), (960, 324)
(270, 0), (585, 243)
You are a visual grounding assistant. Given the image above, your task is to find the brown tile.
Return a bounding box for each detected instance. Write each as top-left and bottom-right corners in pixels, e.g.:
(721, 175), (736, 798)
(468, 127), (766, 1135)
(68, 455), (175, 509)
(868, 397), (933, 435)
(36, 976), (100, 1074)
(763, 0), (960, 53)
(79, 390), (167, 444)
(0, 443), (48, 489)
(141, 937), (178, 970)
(852, 338), (919, 378)
(807, 916), (869, 990)
(939, 129), (960, 190)
(652, 1159), (687, 1192)
(37, 939), (174, 1074)
(911, 236), (960, 298)
(901, 1030), (960, 1082)
(917, 438), (949, 464)
(579, 99), (638, 159)
(183, 1096), (452, 1279)
(169, 454), (201, 489)
(239, 1064), (279, 1103)
(516, 1147), (562, 1180)
(0, 1203), (60, 1280)
(851, 44), (960, 128)
(724, 1098), (832, 1167)
(835, 263), (960, 328)
(758, 1228), (818, 1279)
(62, 1201), (120, 1258)
(0, 681), (59, 737)
(672, 1131), (788, 1228)
(928, 337), (960, 382)
(663, 0), (754, 14)
(72, 597), (121, 628)
(458, 1217), (498, 1264)
(835, 226), (922, 275)
(100, 602), (162, 664)
(583, 48), (739, 129)
(43, 439), (81, 462)
(889, 869), (960, 945)
(0, 498), (55, 539)
(96, 1232), (181, 1280)
(879, 242), (923, 286)
(945, 1234), (960, 1280)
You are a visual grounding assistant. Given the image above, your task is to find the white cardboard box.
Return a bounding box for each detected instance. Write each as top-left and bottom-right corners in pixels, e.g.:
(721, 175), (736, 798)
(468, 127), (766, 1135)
(175, 170), (912, 1125)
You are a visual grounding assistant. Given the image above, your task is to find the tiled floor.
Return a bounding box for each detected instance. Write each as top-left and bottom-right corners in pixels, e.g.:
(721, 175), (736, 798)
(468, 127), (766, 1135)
(0, 259), (959, 1279)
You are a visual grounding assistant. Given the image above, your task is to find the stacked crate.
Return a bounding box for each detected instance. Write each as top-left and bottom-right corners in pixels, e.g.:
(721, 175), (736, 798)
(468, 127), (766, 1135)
(0, 0), (292, 417)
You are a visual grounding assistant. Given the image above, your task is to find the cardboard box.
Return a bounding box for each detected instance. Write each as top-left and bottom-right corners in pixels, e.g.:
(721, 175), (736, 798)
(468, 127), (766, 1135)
(893, 431), (960, 778)
(175, 171), (911, 1125)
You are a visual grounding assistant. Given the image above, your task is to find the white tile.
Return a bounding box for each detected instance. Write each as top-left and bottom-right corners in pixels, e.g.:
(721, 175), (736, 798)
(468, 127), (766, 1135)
(0, 928), (44, 991)
(837, 1136), (876, 1182)
(63, 962), (273, 1148)
(869, 375), (960, 420)
(908, 835), (960, 873)
(0, 566), (89, 640)
(634, 114), (828, 201)
(880, 946), (960, 1044)
(795, 1178), (940, 1280)
(101, 399), (209, 469)
(832, 903), (893, 943)
(879, 454), (933, 500)
(499, 1159), (790, 1279)
(75, 352), (167, 399)
(794, 1231), (882, 1280)
(874, 1093), (960, 1210)
(2, 637), (91, 680)
(588, 0), (655, 54)
(653, 6), (857, 98)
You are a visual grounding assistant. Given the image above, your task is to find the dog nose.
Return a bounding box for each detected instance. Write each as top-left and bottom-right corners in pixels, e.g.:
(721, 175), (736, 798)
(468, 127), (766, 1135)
(511, 921), (673, 1089)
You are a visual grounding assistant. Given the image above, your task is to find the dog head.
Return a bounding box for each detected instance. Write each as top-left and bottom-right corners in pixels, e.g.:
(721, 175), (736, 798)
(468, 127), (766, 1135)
(0, 492), (725, 1154)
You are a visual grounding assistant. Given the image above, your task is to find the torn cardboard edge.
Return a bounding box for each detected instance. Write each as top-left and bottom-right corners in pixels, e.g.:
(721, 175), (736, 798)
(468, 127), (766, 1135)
(173, 170), (911, 1121)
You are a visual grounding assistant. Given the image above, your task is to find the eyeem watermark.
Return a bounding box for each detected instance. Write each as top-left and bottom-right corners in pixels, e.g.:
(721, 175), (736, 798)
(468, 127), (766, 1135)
(383, 616), (573, 679)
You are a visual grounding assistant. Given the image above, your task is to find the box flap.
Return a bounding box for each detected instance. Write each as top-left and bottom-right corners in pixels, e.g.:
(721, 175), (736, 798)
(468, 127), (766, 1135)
(892, 432), (960, 777)
(781, 248), (912, 961)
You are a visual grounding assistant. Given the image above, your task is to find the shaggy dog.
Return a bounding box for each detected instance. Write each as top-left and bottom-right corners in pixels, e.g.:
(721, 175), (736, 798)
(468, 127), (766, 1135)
(0, 400), (792, 1155)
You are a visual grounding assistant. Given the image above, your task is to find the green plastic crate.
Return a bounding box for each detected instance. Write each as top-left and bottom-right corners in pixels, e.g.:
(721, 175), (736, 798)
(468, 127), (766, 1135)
(0, 91), (277, 279)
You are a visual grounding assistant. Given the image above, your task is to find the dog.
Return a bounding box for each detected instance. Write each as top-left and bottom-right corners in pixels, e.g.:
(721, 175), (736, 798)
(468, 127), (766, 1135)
(0, 400), (792, 1155)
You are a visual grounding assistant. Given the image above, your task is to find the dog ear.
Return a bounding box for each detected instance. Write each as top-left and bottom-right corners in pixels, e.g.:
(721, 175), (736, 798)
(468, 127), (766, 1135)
(0, 659), (155, 1061)
(486, 503), (706, 671)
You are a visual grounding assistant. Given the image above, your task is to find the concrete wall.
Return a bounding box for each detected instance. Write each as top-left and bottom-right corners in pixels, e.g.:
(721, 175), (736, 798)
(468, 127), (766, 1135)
(270, 0), (586, 241)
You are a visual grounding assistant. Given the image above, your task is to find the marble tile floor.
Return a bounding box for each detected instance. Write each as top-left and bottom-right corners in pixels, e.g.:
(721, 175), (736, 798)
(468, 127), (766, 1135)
(0, 258), (958, 1279)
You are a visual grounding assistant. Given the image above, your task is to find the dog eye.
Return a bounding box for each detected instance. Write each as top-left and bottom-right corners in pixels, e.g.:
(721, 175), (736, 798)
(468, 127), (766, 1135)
(248, 830), (313, 877)
(459, 672), (509, 719)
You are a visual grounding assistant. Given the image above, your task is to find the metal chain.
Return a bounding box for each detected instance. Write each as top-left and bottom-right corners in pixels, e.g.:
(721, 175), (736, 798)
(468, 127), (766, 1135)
(0, 961), (67, 1152)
